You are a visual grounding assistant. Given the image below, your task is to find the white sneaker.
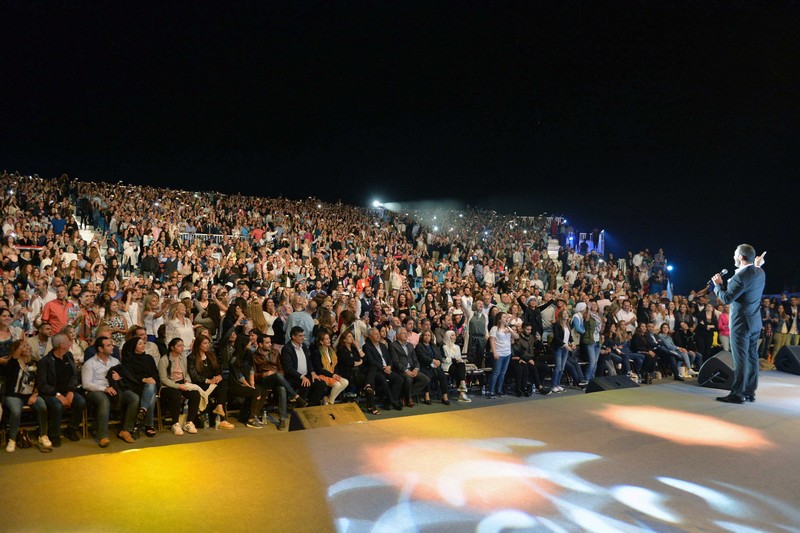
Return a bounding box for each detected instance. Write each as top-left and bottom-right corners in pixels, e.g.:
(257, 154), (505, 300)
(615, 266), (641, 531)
(172, 423), (184, 436)
(554, 386), (564, 393)
(6, 440), (16, 452)
(38, 435), (52, 448)
(458, 392), (472, 403)
(183, 421), (198, 434)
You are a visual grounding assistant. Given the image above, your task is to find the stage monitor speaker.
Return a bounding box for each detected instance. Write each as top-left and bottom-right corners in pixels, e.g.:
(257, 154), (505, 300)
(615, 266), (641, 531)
(698, 351), (734, 390)
(585, 375), (640, 393)
(774, 346), (800, 376)
(289, 403), (368, 431)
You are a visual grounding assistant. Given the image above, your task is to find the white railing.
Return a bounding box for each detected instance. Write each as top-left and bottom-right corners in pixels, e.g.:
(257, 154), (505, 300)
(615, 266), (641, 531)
(178, 232), (245, 244)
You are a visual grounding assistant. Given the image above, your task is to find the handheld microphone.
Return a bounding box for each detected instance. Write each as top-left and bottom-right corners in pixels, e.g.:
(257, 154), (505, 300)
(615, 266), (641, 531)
(710, 269), (728, 285)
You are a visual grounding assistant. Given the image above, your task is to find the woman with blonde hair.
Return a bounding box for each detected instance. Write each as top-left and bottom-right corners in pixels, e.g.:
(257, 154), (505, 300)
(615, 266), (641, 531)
(442, 330), (470, 402)
(165, 301), (195, 354)
(311, 331), (349, 405)
(246, 299), (268, 334)
(142, 293), (167, 343)
(60, 325), (87, 367)
(4, 340), (49, 451)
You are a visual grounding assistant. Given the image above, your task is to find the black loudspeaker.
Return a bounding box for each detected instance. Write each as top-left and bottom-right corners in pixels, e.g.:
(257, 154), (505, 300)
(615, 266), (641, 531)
(289, 403), (369, 431)
(698, 351), (734, 390)
(774, 346), (800, 376)
(585, 375), (640, 393)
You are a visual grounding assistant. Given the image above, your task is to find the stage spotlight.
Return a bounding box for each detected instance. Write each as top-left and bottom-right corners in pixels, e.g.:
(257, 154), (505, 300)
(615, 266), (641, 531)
(372, 200), (382, 208)
(667, 265), (673, 272)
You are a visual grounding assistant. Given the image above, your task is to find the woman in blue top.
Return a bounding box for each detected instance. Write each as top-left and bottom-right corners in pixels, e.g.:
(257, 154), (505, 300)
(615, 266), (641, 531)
(658, 323), (698, 377)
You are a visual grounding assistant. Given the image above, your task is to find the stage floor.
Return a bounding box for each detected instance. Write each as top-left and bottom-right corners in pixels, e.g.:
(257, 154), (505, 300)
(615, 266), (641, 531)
(5, 371), (800, 532)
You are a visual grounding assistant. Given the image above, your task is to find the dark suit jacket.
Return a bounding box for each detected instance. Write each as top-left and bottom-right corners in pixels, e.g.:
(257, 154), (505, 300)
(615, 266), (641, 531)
(280, 342), (314, 382)
(714, 265), (766, 337)
(414, 342), (442, 369)
(36, 351), (80, 397)
(390, 340), (419, 372)
(363, 340), (392, 370)
(550, 324), (572, 348)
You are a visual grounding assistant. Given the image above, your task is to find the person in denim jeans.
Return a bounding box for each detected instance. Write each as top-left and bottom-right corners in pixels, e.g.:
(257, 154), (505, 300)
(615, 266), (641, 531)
(121, 334), (159, 437)
(82, 336), (139, 447)
(487, 312), (517, 398)
(36, 333), (87, 447)
(254, 334), (305, 430)
(4, 340), (49, 451)
(550, 310), (574, 393)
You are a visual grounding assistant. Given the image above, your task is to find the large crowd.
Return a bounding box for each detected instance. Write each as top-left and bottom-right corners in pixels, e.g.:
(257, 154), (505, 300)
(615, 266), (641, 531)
(1, 170), (793, 453)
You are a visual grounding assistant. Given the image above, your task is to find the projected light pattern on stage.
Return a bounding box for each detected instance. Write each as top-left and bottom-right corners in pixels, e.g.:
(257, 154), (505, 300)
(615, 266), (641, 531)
(595, 405), (776, 450)
(327, 435), (799, 532)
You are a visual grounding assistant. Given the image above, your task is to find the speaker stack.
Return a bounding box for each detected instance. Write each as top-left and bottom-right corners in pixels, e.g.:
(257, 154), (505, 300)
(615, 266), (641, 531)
(698, 351), (735, 390)
(289, 403), (369, 431)
(774, 346), (800, 376)
(585, 375), (640, 393)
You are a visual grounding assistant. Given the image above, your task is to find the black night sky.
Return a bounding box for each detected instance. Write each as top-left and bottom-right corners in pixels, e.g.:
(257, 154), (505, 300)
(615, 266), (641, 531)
(1, 2), (799, 292)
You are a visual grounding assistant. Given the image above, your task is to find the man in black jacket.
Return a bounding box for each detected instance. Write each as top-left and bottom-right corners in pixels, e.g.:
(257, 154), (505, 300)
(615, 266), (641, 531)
(363, 328), (403, 410)
(390, 328), (430, 407)
(140, 248), (161, 280)
(279, 326), (325, 405)
(518, 293), (554, 339)
(37, 333), (87, 447)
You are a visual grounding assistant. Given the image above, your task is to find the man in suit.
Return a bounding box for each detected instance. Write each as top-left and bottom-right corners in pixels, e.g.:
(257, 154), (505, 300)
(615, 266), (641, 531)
(280, 326), (325, 406)
(363, 328), (403, 410)
(390, 328), (430, 407)
(712, 244), (766, 404)
(37, 333), (87, 447)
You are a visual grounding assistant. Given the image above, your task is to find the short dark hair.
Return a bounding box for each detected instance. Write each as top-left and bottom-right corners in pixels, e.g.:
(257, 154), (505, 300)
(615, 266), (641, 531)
(257, 333), (270, 345)
(94, 336), (112, 350)
(290, 326), (305, 338)
(736, 244), (756, 263)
